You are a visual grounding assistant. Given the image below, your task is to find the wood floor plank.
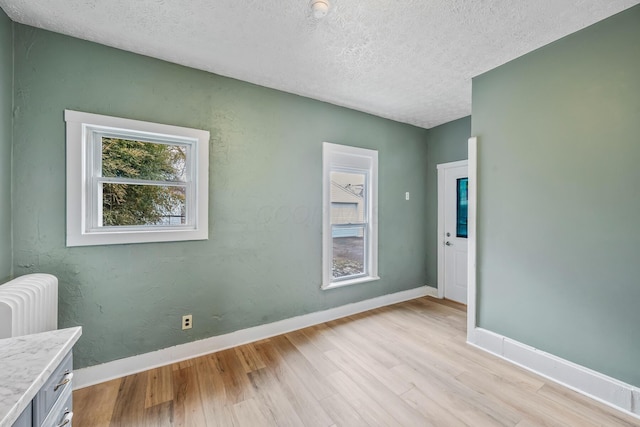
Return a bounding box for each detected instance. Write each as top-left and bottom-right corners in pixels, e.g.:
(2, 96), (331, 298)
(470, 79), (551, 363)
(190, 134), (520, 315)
(73, 297), (639, 427)
(373, 319), (468, 379)
(326, 370), (402, 427)
(376, 304), (463, 340)
(110, 373), (148, 427)
(393, 363), (518, 426)
(144, 401), (174, 427)
(300, 324), (338, 353)
(234, 343), (266, 373)
(318, 394), (369, 427)
(269, 334), (336, 401)
(373, 307), (547, 395)
(455, 370), (580, 427)
(172, 365), (207, 427)
(194, 355), (236, 427)
(426, 296), (467, 312)
(72, 378), (122, 427)
(400, 387), (460, 426)
(246, 367), (307, 427)
(210, 348), (256, 405)
(284, 330), (340, 376)
(312, 320), (412, 395)
(324, 348), (427, 426)
(253, 339), (334, 427)
(378, 304), (548, 397)
(324, 316), (402, 369)
(231, 398), (277, 427)
(145, 365), (174, 408)
(440, 341), (546, 393)
(516, 418), (553, 427)
(172, 358), (194, 371)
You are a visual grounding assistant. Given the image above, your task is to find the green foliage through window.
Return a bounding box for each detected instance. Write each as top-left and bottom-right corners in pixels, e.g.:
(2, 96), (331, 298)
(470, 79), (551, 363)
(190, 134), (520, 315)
(101, 138), (187, 226)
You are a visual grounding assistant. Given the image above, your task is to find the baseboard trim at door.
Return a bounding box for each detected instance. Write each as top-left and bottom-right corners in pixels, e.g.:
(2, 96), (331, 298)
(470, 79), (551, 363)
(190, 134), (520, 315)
(468, 327), (640, 419)
(74, 285), (438, 390)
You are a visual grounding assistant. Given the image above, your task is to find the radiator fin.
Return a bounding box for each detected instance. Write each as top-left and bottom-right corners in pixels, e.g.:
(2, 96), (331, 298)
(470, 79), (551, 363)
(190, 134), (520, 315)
(0, 274), (58, 338)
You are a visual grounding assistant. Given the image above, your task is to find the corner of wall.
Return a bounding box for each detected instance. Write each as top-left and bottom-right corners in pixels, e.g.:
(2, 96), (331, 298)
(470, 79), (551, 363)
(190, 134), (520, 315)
(0, 8), (14, 283)
(9, 15), (14, 281)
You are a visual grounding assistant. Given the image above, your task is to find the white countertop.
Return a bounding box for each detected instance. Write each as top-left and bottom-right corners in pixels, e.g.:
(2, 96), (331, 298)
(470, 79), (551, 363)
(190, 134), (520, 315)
(0, 327), (82, 427)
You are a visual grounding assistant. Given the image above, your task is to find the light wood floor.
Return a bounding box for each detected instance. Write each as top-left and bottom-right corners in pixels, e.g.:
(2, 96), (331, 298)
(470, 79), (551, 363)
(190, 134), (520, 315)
(73, 297), (640, 426)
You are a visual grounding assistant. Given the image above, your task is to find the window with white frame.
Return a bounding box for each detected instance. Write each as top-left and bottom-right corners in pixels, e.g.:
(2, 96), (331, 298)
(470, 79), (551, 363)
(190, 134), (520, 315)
(322, 142), (379, 289)
(65, 110), (209, 246)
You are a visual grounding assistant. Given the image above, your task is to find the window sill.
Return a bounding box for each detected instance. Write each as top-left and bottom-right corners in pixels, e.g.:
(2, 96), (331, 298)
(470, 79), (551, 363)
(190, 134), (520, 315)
(67, 227), (207, 247)
(321, 275), (380, 290)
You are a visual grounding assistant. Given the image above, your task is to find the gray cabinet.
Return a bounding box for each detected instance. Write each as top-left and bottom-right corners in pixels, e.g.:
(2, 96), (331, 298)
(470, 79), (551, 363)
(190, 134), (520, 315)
(12, 351), (74, 427)
(12, 404), (31, 427)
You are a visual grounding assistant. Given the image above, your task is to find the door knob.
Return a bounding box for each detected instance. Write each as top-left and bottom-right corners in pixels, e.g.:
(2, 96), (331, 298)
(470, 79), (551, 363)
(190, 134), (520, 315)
(445, 241), (453, 246)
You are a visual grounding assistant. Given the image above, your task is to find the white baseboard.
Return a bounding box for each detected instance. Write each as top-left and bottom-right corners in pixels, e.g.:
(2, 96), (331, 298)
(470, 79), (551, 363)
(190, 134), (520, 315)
(74, 285), (437, 389)
(468, 327), (640, 419)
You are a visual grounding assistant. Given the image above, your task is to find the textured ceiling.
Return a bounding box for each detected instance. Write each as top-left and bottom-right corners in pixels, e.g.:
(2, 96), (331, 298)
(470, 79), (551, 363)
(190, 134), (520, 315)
(0, 0), (638, 129)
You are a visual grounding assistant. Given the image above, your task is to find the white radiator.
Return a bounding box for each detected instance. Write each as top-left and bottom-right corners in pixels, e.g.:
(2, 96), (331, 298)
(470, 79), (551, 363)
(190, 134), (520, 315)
(0, 273), (58, 339)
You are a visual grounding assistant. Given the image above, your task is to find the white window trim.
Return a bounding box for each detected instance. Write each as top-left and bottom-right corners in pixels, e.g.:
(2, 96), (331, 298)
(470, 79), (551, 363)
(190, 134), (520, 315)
(322, 142), (379, 290)
(65, 110), (209, 247)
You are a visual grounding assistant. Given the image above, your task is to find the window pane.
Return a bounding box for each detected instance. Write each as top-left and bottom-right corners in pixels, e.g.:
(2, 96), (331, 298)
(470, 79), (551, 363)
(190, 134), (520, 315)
(457, 177), (468, 238)
(102, 138), (187, 182)
(330, 171), (365, 224)
(102, 183), (186, 226)
(332, 225), (365, 279)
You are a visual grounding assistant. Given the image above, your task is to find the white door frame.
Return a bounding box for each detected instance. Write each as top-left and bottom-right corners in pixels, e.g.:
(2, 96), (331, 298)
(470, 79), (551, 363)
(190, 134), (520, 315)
(466, 137), (477, 342)
(436, 159), (468, 301)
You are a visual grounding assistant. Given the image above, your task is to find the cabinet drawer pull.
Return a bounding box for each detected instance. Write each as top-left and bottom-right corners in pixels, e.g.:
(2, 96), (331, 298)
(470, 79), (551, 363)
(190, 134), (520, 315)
(54, 372), (74, 391)
(57, 410), (73, 427)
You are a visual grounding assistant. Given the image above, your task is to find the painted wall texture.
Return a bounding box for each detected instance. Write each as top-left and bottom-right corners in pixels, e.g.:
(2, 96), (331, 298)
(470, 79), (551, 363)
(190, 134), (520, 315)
(0, 9), (12, 283)
(424, 117), (470, 288)
(11, 25), (430, 369)
(473, 5), (640, 386)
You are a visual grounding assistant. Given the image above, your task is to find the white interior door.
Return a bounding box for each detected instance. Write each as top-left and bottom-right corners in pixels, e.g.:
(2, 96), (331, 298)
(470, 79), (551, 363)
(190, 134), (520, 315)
(440, 162), (468, 304)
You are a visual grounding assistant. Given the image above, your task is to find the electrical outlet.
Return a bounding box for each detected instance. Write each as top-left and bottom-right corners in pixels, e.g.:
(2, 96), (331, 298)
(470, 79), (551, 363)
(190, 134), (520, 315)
(405, 192), (410, 200)
(182, 314), (193, 330)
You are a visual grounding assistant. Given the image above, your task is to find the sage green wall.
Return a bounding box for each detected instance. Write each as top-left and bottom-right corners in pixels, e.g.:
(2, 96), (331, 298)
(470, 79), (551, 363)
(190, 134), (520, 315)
(424, 116), (470, 288)
(11, 25), (430, 369)
(0, 9), (12, 283)
(472, 5), (640, 386)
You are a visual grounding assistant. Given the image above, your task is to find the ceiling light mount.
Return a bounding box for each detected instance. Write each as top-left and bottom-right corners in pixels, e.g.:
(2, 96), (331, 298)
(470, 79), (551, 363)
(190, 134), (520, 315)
(310, 0), (330, 19)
